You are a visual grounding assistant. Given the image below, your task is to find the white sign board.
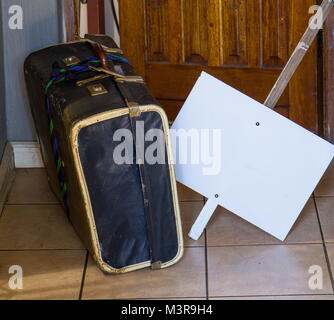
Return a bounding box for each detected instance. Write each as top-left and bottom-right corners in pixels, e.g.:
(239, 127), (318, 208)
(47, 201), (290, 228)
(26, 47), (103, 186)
(172, 72), (334, 241)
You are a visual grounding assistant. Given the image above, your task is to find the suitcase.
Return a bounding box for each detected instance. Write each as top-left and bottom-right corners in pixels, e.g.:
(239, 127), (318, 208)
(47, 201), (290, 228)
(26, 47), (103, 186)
(24, 35), (183, 273)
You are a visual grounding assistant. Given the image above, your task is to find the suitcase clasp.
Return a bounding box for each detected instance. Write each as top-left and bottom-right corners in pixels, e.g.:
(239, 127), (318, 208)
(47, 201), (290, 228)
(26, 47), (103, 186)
(115, 75), (145, 83)
(86, 83), (108, 96)
(102, 45), (123, 55)
(128, 102), (141, 118)
(62, 56), (81, 66)
(76, 74), (110, 87)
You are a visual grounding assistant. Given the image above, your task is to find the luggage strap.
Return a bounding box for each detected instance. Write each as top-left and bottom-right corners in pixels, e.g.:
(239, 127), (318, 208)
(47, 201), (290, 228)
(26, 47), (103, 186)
(44, 96), (69, 213)
(45, 53), (130, 92)
(114, 79), (161, 269)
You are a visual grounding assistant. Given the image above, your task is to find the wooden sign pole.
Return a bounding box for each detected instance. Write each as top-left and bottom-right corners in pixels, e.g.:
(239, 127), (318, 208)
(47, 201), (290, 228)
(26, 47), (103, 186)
(265, 0), (334, 109)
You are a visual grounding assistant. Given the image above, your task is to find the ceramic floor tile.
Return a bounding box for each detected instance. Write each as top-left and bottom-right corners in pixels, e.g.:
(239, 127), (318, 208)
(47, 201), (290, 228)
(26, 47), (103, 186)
(7, 169), (58, 204)
(315, 160), (334, 197)
(147, 298), (206, 300)
(316, 197), (334, 243)
(82, 248), (206, 300)
(207, 244), (333, 297)
(0, 205), (84, 250)
(180, 202), (205, 247)
(211, 295), (334, 300)
(177, 183), (203, 202)
(326, 244), (334, 275)
(206, 199), (322, 246)
(0, 250), (86, 300)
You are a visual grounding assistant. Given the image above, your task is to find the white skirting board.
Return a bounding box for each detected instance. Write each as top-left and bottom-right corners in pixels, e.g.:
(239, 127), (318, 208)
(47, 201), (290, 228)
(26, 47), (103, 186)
(0, 143), (16, 216)
(10, 142), (44, 168)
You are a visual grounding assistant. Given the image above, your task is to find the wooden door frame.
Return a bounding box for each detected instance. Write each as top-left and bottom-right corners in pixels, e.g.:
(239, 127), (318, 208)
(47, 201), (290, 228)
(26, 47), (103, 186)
(323, 7), (334, 143)
(63, 0), (105, 41)
(87, 0), (105, 34)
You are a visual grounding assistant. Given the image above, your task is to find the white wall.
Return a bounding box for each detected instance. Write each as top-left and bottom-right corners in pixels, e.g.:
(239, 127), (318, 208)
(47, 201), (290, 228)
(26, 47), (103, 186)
(1, 0), (62, 142)
(104, 0), (120, 46)
(0, 1), (7, 158)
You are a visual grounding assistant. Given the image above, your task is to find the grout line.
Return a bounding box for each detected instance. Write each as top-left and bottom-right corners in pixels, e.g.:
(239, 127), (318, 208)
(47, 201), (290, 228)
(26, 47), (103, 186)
(204, 228), (209, 301)
(209, 293), (334, 299)
(203, 197), (209, 301)
(14, 168), (45, 170)
(314, 195), (334, 198)
(313, 196), (334, 292)
(124, 297), (208, 301)
(205, 242), (323, 248)
(0, 248), (86, 252)
(79, 250), (89, 300)
(5, 202), (61, 206)
(1, 188), (13, 218)
(184, 245), (206, 249)
(0, 204), (5, 219)
(5, 201), (202, 206)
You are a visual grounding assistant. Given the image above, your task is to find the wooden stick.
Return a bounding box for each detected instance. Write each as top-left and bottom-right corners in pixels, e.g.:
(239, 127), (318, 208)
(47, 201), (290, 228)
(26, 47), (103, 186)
(265, 0), (334, 109)
(73, 0), (80, 39)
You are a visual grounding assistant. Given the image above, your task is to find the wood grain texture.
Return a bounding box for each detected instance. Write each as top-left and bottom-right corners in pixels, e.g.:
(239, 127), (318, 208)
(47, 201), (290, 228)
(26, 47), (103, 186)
(265, 1), (329, 108)
(146, 0), (170, 62)
(183, 0), (209, 64)
(168, 0), (183, 64)
(288, 0), (318, 132)
(119, 0), (146, 77)
(158, 99), (289, 121)
(146, 63), (289, 104)
(222, 0), (248, 66)
(87, 0), (105, 34)
(119, 0), (319, 131)
(158, 99), (184, 120)
(323, 6), (334, 142)
(262, 0), (289, 67)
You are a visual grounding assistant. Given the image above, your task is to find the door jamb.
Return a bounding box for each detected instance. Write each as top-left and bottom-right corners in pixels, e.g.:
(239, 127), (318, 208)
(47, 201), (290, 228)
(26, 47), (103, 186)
(323, 7), (334, 143)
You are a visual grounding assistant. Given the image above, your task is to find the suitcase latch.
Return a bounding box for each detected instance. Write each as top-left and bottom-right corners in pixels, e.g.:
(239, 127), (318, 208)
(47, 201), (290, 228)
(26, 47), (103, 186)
(76, 74), (110, 87)
(87, 83), (108, 96)
(128, 102), (141, 118)
(102, 45), (123, 55)
(115, 75), (145, 84)
(62, 56), (80, 66)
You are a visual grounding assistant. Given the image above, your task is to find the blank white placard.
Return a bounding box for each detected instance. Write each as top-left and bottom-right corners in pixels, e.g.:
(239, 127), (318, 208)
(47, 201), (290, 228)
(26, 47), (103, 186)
(172, 72), (334, 241)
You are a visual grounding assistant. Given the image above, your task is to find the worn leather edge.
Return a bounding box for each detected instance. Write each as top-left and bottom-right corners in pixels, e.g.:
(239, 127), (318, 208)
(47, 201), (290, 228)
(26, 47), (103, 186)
(70, 105), (184, 274)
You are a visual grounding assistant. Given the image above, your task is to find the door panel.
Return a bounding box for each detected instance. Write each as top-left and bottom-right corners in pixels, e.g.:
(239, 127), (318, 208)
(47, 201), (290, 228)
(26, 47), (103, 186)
(262, 0), (289, 67)
(120, 0), (318, 132)
(222, 0), (249, 66)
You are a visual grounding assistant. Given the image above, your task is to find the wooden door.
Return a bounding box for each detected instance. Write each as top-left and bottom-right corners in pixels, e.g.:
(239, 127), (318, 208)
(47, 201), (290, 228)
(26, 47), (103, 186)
(120, 0), (319, 132)
(323, 7), (334, 143)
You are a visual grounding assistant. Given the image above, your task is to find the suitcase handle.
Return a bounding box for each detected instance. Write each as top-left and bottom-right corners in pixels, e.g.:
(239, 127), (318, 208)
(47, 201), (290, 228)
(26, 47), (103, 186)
(71, 0), (113, 70)
(90, 41), (109, 69)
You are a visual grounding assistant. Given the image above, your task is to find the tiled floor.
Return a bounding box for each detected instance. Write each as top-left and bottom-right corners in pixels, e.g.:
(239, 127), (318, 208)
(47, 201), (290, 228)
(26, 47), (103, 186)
(0, 163), (334, 300)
